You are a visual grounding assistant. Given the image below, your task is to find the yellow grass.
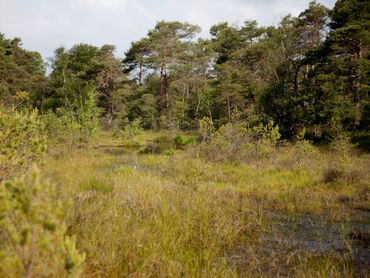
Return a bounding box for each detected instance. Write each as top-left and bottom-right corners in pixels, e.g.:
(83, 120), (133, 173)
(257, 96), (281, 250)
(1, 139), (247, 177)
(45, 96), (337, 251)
(40, 131), (370, 277)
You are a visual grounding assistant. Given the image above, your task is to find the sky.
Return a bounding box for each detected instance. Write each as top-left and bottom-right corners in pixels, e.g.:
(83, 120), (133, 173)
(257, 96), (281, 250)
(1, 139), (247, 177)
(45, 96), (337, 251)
(0, 0), (336, 61)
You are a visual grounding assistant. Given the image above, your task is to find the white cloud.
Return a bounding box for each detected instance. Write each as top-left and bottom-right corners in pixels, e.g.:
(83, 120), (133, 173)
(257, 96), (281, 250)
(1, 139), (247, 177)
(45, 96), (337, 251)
(76, 0), (125, 8)
(0, 0), (337, 60)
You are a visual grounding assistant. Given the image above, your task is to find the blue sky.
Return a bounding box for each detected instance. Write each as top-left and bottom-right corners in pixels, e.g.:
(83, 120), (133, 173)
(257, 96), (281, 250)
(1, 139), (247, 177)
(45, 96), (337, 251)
(0, 0), (336, 60)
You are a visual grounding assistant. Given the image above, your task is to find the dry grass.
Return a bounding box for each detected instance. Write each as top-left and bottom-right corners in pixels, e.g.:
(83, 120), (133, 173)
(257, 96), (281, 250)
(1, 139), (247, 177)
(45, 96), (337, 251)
(40, 132), (370, 277)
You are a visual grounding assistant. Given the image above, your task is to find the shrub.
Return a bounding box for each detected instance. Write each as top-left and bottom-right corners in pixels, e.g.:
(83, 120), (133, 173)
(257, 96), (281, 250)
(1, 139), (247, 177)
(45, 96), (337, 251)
(329, 136), (356, 164)
(322, 165), (364, 184)
(122, 118), (142, 139)
(173, 135), (196, 149)
(42, 90), (101, 147)
(75, 90), (101, 140)
(42, 108), (81, 147)
(197, 121), (281, 162)
(199, 117), (215, 142)
(0, 168), (85, 277)
(0, 107), (47, 181)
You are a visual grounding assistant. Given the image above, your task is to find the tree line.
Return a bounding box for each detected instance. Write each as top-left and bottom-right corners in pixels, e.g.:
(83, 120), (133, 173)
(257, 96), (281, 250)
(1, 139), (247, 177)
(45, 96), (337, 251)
(1, 0), (369, 143)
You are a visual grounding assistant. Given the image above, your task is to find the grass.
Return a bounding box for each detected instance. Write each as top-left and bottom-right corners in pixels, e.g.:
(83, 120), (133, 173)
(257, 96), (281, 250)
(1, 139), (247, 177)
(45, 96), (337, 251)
(41, 131), (370, 277)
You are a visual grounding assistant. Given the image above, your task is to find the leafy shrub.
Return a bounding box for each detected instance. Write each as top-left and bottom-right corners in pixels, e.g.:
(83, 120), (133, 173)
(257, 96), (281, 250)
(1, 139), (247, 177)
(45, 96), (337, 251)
(173, 135), (196, 149)
(158, 114), (171, 130)
(0, 168), (85, 277)
(273, 139), (319, 169)
(42, 90), (101, 147)
(197, 121), (281, 162)
(198, 117), (215, 142)
(76, 90), (101, 140)
(329, 136), (356, 164)
(42, 108), (81, 147)
(0, 107), (47, 181)
(122, 118), (142, 139)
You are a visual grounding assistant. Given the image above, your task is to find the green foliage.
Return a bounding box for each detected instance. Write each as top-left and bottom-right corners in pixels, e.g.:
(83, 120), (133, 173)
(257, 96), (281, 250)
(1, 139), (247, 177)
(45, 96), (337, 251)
(173, 134), (196, 149)
(123, 21), (207, 129)
(45, 44), (98, 110)
(42, 108), (81, 147)
(0, 34), (46, 108)
(292, 0), (370, 141)
(199, 117), (215, 142)
(3, 1), (370, 144)
(198, 121), (281, 162)
(172, 100), (190, 129)
(93, 44), (126, 125)
(42, 90), (101, 146)
(0, 106), (47, 181)
(0, 168), (85, 277)
(1, 2), (370, 277)
(122, 118), (142, 138)
(250, 120), (281, 143)
(75, 89), (101, 139)
(45, 43), (125, 125)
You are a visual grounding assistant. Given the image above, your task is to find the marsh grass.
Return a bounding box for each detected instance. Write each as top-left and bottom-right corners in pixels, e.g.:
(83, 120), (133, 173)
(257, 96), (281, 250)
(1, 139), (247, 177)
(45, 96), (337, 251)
(40, 131), (370, 277)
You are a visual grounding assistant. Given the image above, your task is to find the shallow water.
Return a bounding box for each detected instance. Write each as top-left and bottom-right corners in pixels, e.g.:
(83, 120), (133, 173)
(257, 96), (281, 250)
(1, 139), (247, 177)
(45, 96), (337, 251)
(229, 209), (370, 276)
(266, 211), (369, 266)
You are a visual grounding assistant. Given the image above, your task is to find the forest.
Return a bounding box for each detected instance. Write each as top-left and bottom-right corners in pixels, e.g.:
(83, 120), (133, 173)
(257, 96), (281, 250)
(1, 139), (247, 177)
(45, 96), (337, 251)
(0, 0), (369, 277)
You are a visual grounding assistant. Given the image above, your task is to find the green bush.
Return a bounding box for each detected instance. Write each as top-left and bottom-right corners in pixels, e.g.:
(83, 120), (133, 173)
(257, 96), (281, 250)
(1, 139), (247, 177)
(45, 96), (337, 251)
(0, 168), (85, 277)
(198, 117), (215, 142)
(42, 108), (81, 147)
(197, 121), (281, 162)
(42, 90), (101, 147)
(0, 107), (47, 181)
(122, 118), (142, 139)
(76, 90), (101, 140)
(173, 135), (196, 149)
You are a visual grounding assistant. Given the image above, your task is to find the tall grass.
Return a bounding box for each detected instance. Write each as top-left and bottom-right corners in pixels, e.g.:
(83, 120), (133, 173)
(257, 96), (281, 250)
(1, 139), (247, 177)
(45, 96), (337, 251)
(39, 132), (369, 277)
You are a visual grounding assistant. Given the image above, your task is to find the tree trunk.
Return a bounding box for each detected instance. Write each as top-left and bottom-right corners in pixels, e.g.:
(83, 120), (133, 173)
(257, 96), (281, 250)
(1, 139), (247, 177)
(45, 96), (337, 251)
(138, 63), (143, 85)
(62, 66), (68, 106)
(354, 40), (363, 127)
(294, 65), (301, 95)
(159, 63), (168, 108)
(227, 96), (231, 120)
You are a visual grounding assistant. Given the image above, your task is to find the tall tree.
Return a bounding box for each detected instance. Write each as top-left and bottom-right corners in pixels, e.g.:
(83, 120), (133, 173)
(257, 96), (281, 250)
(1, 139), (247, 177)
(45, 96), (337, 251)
(46, 44), (98, 109)
(261, 2), (329, 137)
(0, 34), (46, 108)
(147, 21), (200, 102)
(210, 21), (266, 124)
(300, 0), (370, 138)
(327, 0), (370, 129)
(123, 21), (201, 127)
(122, 38), (151, 85)
(93, 45), (125, 126)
